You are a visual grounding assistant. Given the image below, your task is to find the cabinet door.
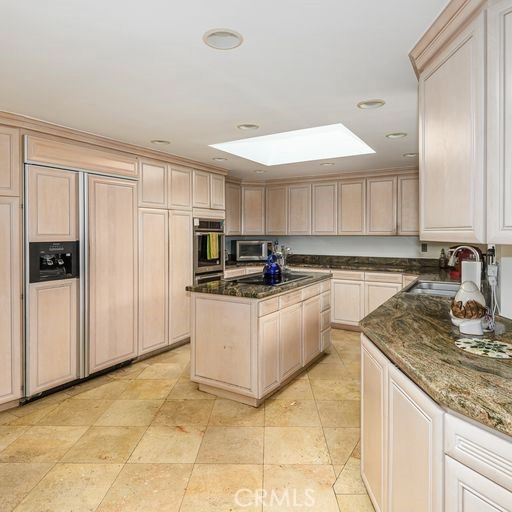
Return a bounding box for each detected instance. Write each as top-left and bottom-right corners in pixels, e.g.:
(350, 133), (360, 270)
(169, 209), (193, 344)
(28, 280), (78, 395)
(419, 14), (485, 243)
(361, 334), (388, 512)
(193, 170), (211, 208)
(27, 165), (78, 242)
(169, 166), (192, 209)
(387, 364), (444, 512)
(0, 125), (20, 196)
(138, 209), (169, 355)
(210, 174), (225, 210)
(365, 281), (402, 315)
(279, 303), (302, 380)
(488, 1), (512, 244)
(88, 176), (138, 373)
(288, 184), (311, 235)
(139, 159), (168, 209)
(331, 279), (365, 326)
(266, 186), (288, 235)
(242, 186), (265, 235)
(366, 176), (397, 235)
(397, 175), (419, 236)
(303, 295), (321, 364)
(0, 197), (21, 404)
(312, 182), (338, 235)
(339, 179), (366, 235)
(445, 456), (512, 511)
(259, 311), (280, 395)
(225, 182), (242, 235)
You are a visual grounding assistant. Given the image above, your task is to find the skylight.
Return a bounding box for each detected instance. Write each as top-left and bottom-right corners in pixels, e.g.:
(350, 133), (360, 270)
(209, 123), (375, 166)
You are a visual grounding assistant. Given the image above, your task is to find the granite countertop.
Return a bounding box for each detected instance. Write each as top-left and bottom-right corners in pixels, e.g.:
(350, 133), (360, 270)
(187, 272), (331, 299)
(361, 288), (512, 438)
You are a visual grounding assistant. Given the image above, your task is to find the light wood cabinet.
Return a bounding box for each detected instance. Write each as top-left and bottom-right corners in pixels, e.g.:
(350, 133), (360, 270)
(361, 334), (388, 512)
(288, 184), (311, 235)
(312, 182), (338, 235)
(488, 0), (512, 244)
(338, 179), (366, 235)
(303, 295), (321, 365)
(27, 165), (78, 242)
(88, 175), (138, 374)
(266, 186), (288, 235)
(169, 166), (192, 210)
(138, 209), (169, 355)
(365, 281), (402, 315)
(242, 186), (265, 235)
(387, 363), (444, 512)
(445, 456), (512, 511)
(366, 176), (397, 235)
(397, 175), (419, 235)
(224, 267), (247, 279)
(279, 302), (302, 380)
(193, 170), (211, 208)
(0, 125), (20, 196)
(27, 279), (78, 395)
(331, 279), (365, 326)
(0, 197), (21, 404)
(169, 209), (193, 344)
(210, 174), (225, 210)
(259, 311), (280, 395)
(419, 13), (486, 243)
(225, 182), (242, 235)
(139, 159), (167, 209)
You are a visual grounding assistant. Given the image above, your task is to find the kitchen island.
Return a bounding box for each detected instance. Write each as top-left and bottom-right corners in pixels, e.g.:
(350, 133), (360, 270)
(186, 271), (331, 406)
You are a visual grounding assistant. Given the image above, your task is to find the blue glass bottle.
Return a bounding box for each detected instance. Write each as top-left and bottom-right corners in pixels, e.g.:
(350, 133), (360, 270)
(263, 253), (282, 284)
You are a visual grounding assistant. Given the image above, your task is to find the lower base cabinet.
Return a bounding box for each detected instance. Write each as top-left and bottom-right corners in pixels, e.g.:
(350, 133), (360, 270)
(365, 281), (403, 316)
(279, 302), (303, 380)
(303, 295), (322, 364)
(445, 456), (512, 511)
(331, 279), (365, 325)
(259, 311), (280, 395)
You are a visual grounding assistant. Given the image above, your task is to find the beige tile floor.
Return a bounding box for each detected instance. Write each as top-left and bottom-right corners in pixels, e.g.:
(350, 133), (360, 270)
(0, 329), (374, 512)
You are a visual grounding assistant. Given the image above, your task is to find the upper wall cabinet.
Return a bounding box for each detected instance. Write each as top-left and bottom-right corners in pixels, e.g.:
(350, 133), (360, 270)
(488, 0), (512, 244)
(398, 175), (419, 236)
(210, 174), (225, 210)
(338, 179), (366, 235)
(192, 170), (211, 208)
(288, 184), (311, 235)
(312, 182), (338, 235)
(0, 125), (20, 197)
(139, 159), (168, 209)
(242, 186), (265, 235)
(418, 13), (486, 243)
(266, 186), (288, 235)
(366, 176), (397, 235)
(225, 182), (241, 235)
(169, 166), (192, 210)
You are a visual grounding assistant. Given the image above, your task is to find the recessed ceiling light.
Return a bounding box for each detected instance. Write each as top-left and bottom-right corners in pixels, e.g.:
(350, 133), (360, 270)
(210, 123), (375, 166)
(150, 139), (171, 145)
(386, 132), (407, 139)
(212, 157), (227, 162)
(254, 170), (266, 174)
(403, 152), (419, 158)
(357, 99), (386, 109)
(237, 123), (260, 131)
(320, 162), (335, 166)
(203, 29), (243, 50)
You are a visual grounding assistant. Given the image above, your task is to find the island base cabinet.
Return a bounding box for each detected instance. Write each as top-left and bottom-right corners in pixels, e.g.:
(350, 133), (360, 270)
(259, 312), (280, 396)
(303, 295), (321, 365)
(279, 303), (302, 380)
(445, 456), (512, 511)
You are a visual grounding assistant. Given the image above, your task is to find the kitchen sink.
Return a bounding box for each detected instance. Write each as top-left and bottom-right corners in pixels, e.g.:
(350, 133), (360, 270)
(406, 281), (460, 298)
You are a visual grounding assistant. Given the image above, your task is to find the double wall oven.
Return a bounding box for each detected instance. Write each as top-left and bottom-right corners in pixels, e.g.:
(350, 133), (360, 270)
(193, 218), (224, 284)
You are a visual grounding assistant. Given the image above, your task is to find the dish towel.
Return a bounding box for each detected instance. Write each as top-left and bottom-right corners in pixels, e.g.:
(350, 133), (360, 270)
(207, 233), (219, 260)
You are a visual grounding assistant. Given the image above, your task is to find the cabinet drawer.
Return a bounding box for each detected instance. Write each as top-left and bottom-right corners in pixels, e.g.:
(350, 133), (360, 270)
(302, 284), (321, 300)
(259, 298), (279, 317)
(279, 290), (303, 309)
(320, 291), (331, 312)
(320, 279), (331, 293)
(364, 272), (403, 284)
(445, 413), (512, 492)
(321, 310), (331, 331)
(331, 270), (365, 281)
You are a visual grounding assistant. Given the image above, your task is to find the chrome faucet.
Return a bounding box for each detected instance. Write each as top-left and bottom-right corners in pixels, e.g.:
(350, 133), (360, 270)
(447, 246), (481, 267)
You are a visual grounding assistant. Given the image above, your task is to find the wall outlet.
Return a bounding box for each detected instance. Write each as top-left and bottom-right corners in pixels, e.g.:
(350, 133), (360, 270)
(421, 243), (428, 253)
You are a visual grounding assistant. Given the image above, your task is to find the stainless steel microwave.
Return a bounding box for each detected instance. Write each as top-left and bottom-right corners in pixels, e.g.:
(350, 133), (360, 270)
(232, 240), (273, 261)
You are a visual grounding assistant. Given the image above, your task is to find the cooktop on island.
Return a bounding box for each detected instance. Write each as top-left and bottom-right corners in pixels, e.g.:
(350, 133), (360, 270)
(230, 272), (310, 287)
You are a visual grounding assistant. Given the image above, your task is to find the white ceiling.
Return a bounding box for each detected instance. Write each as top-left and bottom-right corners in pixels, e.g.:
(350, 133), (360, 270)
(0, 0), (446, 180)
